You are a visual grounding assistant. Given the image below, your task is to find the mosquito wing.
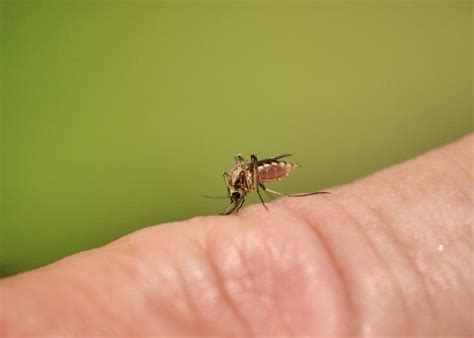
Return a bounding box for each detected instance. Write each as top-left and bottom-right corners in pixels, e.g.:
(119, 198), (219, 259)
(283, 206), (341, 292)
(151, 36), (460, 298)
(256, 153), (293, 166)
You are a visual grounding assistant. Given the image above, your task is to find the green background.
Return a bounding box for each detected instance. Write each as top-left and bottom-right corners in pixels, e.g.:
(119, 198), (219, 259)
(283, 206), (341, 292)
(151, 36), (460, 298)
(1, 1), (472, 277)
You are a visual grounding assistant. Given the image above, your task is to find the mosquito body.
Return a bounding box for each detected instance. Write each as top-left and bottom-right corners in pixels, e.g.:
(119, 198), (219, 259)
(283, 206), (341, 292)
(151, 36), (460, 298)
(207, 153), (329, 215)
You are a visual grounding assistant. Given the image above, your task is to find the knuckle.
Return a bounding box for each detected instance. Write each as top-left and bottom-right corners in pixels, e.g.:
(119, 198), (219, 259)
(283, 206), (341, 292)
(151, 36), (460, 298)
(202, 210), (351, 335)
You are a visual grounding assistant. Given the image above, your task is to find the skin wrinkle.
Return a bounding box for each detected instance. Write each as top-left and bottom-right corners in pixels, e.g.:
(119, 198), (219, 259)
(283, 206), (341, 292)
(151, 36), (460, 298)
(88, 250), (145, 334)
(434, 246), (473, 309)
(449, 240), (474, 296)
(191, 217), (257, 335)
(370, 155), (473, 326)
(428, 259), (472, 335)
(279, 203), (345, 333)
(58, 260), (123, 335)
(344, 186), (438, 332)
(88, 251), (144, 334)
(173, 256), (201, 328)
(235, 204), (352, 335)
(259, 227), (293, 337)
(344, 188), (415, 323)
(202, 227), (253, 337)
(233, 223), (285, 334)
(157, 238), (237, 334)
(368, 165), (468, 302)
(131, 230), (206, 335)
(142, 266), (193, 335)
(426, 217), (473, 309)
(112, 238), (174, 328)
(253, 209), (308, 336)
(60, 263), (112, 334)
(252, 211), (300, 336)
(278, 202), (354, 336)
(230, 215), (296, 335)
(228, 229), (263, 331)
(176, 234), (240, 331)
(355, 175), (441, 315)
(281, 193), (365, 336)
(327, 195), (410, 335)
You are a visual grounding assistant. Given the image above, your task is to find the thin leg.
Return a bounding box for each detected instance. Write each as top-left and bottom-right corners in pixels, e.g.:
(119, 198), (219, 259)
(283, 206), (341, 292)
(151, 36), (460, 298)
(256, 185), (269, 210)
(259, 183), (275, 200)
(263, 188), (287, 196)
(253, 158), (271, 208)
(221, 201), (238, 215)
(235, 196), (246, 215)
(263, 190), (275, 200)
(222, 172), (230, 195)
(288, 191), (331, 197)
(260, 184), (330, 197)
(221, 194), (247, 215)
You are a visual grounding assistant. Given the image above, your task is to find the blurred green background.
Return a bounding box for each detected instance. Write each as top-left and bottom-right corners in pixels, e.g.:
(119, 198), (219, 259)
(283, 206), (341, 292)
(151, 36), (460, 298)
(0, 1), (472, 277)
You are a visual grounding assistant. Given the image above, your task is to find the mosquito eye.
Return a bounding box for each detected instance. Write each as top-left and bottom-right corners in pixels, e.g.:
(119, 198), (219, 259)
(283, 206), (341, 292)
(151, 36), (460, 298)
(232, 192), (241, 200)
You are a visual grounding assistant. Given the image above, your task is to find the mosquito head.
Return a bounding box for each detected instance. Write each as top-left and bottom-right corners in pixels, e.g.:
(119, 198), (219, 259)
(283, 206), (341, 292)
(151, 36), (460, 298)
(227, 171), (244, 200)
(223, 154), (250, 205)
(230, 191), (241, 202)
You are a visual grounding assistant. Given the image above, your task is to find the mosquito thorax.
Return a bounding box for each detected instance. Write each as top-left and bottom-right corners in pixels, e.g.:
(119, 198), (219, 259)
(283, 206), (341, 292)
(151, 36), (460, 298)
(227, 165), (246, 189)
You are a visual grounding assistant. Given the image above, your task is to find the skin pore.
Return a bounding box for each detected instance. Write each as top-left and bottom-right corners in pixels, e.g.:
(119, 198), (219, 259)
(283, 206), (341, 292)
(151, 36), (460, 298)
(0, 134), (472, 336)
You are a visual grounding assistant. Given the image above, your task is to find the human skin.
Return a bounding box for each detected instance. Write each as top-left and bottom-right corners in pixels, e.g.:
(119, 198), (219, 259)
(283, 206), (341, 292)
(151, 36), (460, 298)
(0, 134), (472, 337)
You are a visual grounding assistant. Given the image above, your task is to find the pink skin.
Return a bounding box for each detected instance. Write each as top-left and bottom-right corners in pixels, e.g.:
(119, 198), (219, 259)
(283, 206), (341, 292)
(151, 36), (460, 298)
(0, 134), (472, 336)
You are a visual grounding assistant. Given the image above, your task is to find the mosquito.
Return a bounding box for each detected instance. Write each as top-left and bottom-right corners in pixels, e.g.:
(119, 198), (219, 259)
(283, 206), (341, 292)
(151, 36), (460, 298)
(203, 153), (330, 215)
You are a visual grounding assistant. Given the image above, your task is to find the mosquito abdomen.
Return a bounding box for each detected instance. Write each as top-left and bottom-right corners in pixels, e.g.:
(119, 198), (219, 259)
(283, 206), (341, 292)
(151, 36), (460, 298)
(257, 161), (298, 182)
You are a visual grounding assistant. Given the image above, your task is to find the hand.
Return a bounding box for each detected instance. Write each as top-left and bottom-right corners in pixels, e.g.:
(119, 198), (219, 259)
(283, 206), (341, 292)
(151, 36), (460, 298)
(1, 134), (472, 336)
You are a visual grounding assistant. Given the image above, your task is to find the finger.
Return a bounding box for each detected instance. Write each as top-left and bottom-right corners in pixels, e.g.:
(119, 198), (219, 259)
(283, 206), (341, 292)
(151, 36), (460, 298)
(1, 134), (472, 336)
(268, 132), (473, 335)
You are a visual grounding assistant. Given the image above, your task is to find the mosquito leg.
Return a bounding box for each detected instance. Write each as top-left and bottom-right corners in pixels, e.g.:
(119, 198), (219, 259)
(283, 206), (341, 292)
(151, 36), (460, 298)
(262, 188), (287, 196)
(222, 172), (230, 195)
(263, 187), (330, 197)
(256, 185), (269, 211)
(250, 154), (258, 168)
(221, 201), (237, 215)
(235, 196), (246, 215)
(221, 194), (247, 215)
(252, 157), (271, 209)
(258, 183), (286, 196)
(258, 183), (275, 200)
(288, 191), (331, 197)
(263, 190), (275, 200)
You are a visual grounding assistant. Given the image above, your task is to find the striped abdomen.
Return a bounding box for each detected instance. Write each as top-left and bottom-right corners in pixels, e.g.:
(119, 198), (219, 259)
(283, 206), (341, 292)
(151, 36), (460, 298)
(257, 161), (298, 182)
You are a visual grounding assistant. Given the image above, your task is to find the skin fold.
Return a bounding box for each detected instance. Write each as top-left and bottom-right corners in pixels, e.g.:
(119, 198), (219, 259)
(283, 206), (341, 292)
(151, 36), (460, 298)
(0, 134), (472, 336)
